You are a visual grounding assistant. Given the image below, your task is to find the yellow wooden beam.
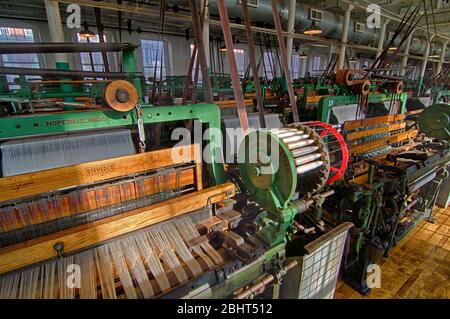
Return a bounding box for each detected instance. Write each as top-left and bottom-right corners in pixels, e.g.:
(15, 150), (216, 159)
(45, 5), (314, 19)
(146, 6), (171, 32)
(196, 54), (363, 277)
(0, 144), (201, 203)
(346, 122), (406, 141)
(0, 182), (236, 275)
(349, 130), (418, 155)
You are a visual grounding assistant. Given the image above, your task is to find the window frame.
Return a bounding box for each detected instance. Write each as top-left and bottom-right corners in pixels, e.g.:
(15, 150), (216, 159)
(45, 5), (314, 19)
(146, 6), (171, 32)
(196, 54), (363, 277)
(140, 38), (169, 83)
(0, 25), (42, 90)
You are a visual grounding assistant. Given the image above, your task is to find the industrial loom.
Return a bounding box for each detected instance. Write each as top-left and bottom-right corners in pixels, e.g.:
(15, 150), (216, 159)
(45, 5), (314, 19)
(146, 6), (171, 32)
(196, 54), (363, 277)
(0, 43), (352, 299)
(323, 110), (450, 295)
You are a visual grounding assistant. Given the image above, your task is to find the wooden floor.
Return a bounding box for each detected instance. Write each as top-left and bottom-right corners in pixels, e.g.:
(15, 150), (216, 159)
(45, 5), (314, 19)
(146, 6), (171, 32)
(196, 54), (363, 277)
(334, 206), (450, 299)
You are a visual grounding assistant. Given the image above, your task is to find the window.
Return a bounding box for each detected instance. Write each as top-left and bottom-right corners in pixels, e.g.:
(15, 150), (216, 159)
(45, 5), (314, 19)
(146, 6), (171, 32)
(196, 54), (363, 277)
(77, 33), (105, 72)
(141, 39), (166, 83)
(291, 55), (300, 79)
(299, 57), (308, 78)
(263, 51), (277, 79)
(0, 27), (40, 89)
(313, 56), (321, 71)
(233, 48), (246, 77)
(239, 0), (259, 8)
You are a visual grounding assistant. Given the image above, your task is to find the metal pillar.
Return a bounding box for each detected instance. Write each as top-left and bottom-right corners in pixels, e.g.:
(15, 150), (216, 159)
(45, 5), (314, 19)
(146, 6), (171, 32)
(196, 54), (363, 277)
(337, 4), (354, 70)
(285, 0), (296, 67)
(242, 0), (265, 128)
(44, 0), (69, 69)
(400, 32), (413, 77)
(418, 36), (434, 96)
(201, 0), (210, 67)
(436, 40), (449, 75)
(217, 0), (249, 133)
(270, 0), (299, 122)
(376, 19), (390, 60)
(44, 0), (74, 108)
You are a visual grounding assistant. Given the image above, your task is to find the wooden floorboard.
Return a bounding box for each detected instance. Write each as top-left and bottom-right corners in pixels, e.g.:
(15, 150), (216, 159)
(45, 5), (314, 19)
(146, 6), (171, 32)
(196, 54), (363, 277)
(334, 206), (450, 299)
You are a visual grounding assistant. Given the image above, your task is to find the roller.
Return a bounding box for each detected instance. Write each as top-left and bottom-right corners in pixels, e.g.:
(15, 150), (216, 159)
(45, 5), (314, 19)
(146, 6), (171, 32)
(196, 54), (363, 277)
(294, 153), (322, 166)
(280, 134), (310, 144)
(296, 161), (324, 174)
(291, 146), (320, 157)
(286, 139), (315, 150)
(272, 130), (304, 138)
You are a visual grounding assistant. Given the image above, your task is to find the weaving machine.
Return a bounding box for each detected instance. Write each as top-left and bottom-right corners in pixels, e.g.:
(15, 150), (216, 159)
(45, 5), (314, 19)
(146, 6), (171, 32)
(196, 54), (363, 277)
(0, 90), (352, 299)
(0, 90), (236, 298)
(0, 53), (354, 298)
(323, 112), (450, 295)
(0, 39), (356, 299)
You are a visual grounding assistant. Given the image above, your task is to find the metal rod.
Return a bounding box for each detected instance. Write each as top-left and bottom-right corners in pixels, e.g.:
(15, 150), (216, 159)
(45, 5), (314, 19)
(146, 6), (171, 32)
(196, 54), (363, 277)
(217, 0), (249, 133)
(296, 161), (324, 174)
(294, 153), (322, 165)
(235, 260), (298, 299)
(291, 146), (320, 157)
(0, 67), (137, 78)
(241, 0), (265, 128)
(281, 134), (310, 143)
(270, 0), (299, 122)
(0, 42), (136, 54)
(188, 0), (214, 104)
(93, 7), (110, 73)
(286, 139), (315, 150)
(272, 130), (304, 138)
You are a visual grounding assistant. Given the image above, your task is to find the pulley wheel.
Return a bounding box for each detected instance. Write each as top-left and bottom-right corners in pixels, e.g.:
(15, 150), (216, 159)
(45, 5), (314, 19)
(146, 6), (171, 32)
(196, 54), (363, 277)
(386, 81), (404, 94)
(104, 80), (138, 112)
(418, 103), (450, 141)
(336, 69), (356, 86)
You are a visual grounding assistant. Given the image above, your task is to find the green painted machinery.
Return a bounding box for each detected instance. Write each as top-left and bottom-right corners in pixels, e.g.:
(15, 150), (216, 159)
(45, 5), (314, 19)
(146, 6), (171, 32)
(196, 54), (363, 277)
(0, 103), (226, 186)
(418, 103), (450, 141)
(238, 124), (331, 246)
(317, 93), (408, 123)
(0, 43), (143, 112)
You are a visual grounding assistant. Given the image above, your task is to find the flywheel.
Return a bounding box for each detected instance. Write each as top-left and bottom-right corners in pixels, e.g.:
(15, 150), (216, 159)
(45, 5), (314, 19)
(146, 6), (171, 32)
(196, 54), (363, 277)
(104, 80), (138, 112)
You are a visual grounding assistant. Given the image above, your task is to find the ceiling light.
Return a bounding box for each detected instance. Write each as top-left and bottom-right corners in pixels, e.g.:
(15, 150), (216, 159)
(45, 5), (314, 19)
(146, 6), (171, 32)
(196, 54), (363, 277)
(299, 51), (308, 59)
(303, 21), (322, 35)
(79, 21), (96, 39)
(388, 46), (398, 51)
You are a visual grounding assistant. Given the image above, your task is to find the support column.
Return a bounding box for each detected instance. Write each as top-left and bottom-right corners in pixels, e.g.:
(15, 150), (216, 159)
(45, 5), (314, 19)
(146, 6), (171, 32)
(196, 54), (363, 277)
(418, 36), (434, 96)
(201, 0), (210, 68)
(337, 4), (354, 70)
(44, 0), (74, 108)
(436, 39), (449, 75)
(285, 0), (296, 67)
(376, 19), (390, 60)
(400, 32), (413, 77)
(44, 0), (69, 70)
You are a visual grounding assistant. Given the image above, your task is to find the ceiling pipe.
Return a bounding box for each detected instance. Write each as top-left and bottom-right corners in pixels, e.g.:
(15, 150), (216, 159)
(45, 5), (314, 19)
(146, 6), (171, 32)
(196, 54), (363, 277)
(167, 0), (449, 59)
(56, 0), (450, 62)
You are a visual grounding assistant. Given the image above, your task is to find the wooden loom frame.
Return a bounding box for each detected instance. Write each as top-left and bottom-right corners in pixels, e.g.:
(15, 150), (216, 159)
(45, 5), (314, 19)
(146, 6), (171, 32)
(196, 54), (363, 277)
(0, 144), (235, 275)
